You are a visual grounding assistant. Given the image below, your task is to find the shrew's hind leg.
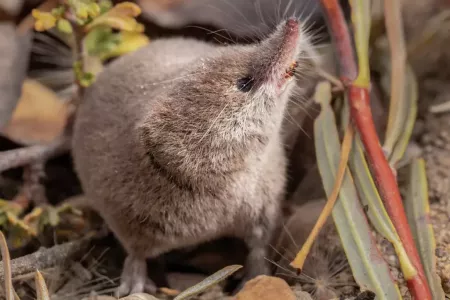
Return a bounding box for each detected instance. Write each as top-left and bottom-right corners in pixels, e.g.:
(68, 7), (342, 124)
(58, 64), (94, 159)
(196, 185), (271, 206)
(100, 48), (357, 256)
(233, 210), (278, 294)
(116, 255), (157, 297)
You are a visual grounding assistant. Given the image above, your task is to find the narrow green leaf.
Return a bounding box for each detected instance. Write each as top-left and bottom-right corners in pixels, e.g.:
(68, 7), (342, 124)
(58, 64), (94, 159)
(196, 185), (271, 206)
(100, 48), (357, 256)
(349, 135), (416, 279)
(388, 64), (418, 165)
(56, 19), (73, 34)
(314, 82), (402, 299)
(406, 158), (446, 300)
(174, 265), (242, 300)
(350, 0), (371, 87)
(377, 47), (418, 166)
(83, 26), (121, 57)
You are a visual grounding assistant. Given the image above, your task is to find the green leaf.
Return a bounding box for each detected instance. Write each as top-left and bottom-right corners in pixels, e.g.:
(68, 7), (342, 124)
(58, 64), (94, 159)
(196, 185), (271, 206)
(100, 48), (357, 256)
(350, 0), (371, 87)
(349, 134), (416, 279)
(174, 265), (242, 300)
(51, 7), (66, 18)
(79, 72), (95, 87)
(379, 57), (418, 166)
(73, 61), (96, 87)
(99, 0), (113, 14)
(32, 9), (57, 32)
(406, 159), (446, 300)
(87, 3), (101, 18)
(84, 26), (121, 57)
(57, 19), (73, 34)
(0, 200), (23, 216)
(84, 2), (144, 32)
(314, 81), (402, 299)
(99, 31), (150, 61)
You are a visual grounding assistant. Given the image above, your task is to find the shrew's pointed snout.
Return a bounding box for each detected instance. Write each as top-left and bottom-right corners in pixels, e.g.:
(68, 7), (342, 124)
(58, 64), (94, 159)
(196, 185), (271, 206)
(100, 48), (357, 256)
(253, 18), (301, 91)
(285, 18), (300, 35)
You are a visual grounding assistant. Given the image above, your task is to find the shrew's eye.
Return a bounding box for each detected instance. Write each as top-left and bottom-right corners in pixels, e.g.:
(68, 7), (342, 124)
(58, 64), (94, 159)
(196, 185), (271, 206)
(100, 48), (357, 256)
(236, 76), (254, 92)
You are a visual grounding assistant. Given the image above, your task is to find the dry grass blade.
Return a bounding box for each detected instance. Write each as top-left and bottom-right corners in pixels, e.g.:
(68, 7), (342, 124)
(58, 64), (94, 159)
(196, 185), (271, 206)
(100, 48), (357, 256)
(407, 10), (450, 60)
(383, 0), (407, 155)
(34, 270), (50, 300)
(388, 64), (417, 166)
(120, 294), (159, 300)
(173, 265), (242, 300)
(349, 135), (416, 279)
(429, 101), (450, 114)
(375, 49), (418, 166)
(406, 159), (446, 300)
(290, 84), (354, 270)
(0, 231), (15, 300)
(379, 0), (419, 167)
(313, 81), (402, 299)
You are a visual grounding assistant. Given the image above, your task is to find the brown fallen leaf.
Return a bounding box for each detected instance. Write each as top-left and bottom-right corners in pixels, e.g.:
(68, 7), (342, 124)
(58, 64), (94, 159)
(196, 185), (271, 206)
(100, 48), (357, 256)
(233, 275), (296, 300)
(159, 286), (180, 296)
(1, 79), (69, 145)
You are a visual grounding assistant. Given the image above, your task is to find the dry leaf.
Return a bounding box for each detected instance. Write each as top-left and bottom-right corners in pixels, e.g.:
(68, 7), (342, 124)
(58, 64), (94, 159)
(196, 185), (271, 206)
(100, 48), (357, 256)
(32, 9), (57, 32)
(1, 79), (69, 145)
(233, 275), (296, 300)
(35, 270), (50, 300)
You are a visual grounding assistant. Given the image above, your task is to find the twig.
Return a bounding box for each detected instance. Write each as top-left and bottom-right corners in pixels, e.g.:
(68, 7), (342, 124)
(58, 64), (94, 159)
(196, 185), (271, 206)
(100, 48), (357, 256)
(11, 160), (48, 210)
(23, 161), (48, 206)
(319, 0), (432, 299)
(0, 135), (70, 173)
(61, 0), (87, 100)
(0, 236), (93, 283)
(316, 67), (344, 90)
(290, 122), (354, 269)
(429, 100), (450, 114)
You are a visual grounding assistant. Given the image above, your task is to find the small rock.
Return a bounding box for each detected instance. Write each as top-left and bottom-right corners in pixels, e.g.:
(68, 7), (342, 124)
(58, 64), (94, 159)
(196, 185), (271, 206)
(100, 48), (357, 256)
(233, 276), (296, 300)
(435, 246), (446, 258)
(293, 290), (313, 300)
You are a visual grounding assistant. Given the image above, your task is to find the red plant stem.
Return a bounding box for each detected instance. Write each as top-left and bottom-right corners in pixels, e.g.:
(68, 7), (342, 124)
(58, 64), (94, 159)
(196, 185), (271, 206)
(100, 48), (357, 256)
(319, 0), (432, 299)
(349, 87), (431, 299)
(320, 0), (357, 82)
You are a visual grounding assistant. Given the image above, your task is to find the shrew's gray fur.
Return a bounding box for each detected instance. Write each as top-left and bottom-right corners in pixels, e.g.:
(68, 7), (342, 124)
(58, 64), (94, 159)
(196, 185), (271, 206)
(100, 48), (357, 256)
(72, 19), (315, 296)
